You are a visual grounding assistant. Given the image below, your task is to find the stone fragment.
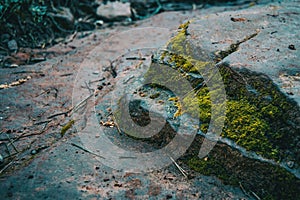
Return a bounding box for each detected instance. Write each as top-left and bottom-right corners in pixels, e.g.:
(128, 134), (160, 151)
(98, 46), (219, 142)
(7, 39), (18, 52)
(288, 44), (296, 50)
(96, 2), (132, 21)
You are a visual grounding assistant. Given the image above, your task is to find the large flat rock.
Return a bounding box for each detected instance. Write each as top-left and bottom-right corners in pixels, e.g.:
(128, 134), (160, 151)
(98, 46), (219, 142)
(188, 0), (300, 105)
(0, 5), (253, 200)
(1, 1), (299, 199)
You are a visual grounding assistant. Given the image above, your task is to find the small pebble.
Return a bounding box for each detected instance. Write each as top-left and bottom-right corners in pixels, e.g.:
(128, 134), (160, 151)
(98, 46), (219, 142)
(7, 39), (18, 52)
(157, 100), (164, 104)
(9, 64), (19, 68)
(95, 20), (104, 26)
(93, 71), (100, 75)
(31, 149), (37, 155)
(287, 161), (295, 168)
(139, 92), (146, 97)
(288, 44), (296, 50)
(150, 93), (160, 99)
(97, 85), (103, 90)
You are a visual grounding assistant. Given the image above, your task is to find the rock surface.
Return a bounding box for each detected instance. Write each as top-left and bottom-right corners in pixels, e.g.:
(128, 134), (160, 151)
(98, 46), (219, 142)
(96, 1), (132, 21)
(187, 1), (300, 106)
(0, 7), (252, 200)
(0, 0), (299, 200)
(186, 0), (300, 165)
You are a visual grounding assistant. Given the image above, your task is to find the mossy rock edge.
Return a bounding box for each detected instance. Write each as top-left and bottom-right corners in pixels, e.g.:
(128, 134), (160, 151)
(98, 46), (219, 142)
(156, 20), (300, 200)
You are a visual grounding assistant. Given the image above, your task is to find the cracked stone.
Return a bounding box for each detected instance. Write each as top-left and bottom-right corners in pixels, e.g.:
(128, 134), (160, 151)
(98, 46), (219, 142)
(188, 1), (300, 107)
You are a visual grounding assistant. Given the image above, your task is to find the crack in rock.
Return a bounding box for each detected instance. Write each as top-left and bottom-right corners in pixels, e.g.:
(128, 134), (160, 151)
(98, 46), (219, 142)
(215, 30), (259, 61)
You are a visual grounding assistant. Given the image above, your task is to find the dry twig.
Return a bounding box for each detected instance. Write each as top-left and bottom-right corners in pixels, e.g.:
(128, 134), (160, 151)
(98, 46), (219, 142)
(169, 156), (188, 178)
(70, 142), (105, 159)
(251, 191), (261, 200)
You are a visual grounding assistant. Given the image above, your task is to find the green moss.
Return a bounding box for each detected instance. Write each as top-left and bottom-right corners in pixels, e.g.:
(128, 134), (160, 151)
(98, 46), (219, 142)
(166, 20), (191, 55)
(187, 153), (300, 200)
(187, 156), (239, 185)
(178, 20), (191, 30)
(160, 52), (211, 75)
(60, 119), (75, 137)
(224, 100), (279, 159)
(149, 20), (300, 200)
(115, 20), (300, 199)
(260, 104), (279, 119)
(158, 44), (281, 160)
(169, 30), (189, 55)
(169, 96), (183, 118)
(183, 87), (211, 125)
(183, 88), (278, 159)
(153, 21), (300, 162)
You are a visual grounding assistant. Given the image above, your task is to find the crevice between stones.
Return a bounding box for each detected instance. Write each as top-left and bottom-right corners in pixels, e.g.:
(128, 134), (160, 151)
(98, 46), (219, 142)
(215, 30), (259, 62)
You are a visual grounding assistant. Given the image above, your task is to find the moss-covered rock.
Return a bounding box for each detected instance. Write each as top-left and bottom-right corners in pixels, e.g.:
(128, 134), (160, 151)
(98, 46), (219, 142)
(157, 20), (300, 163)
(151, 20), (300, 199)
(185, 141), (300, 200)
